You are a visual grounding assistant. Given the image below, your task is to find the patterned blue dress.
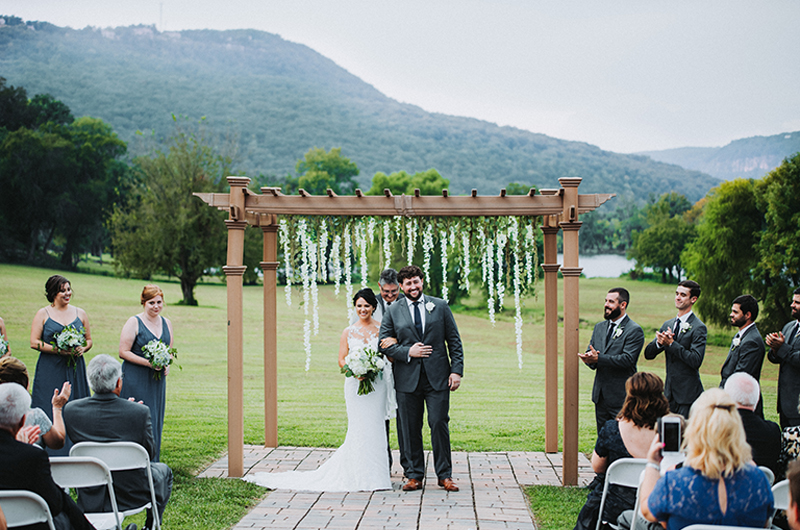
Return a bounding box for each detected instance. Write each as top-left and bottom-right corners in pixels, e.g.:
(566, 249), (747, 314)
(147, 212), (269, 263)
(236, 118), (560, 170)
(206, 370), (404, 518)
(648, 464), (774, 529)
(120, 315), (170, 461)
(30, 310), (91, 456)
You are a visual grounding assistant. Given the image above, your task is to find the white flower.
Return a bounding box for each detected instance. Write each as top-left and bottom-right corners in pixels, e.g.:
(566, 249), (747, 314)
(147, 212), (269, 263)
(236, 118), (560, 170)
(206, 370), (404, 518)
(425, 301), (435, 313)
(680, 321), (691, 333)
(732, 337), (741, 348)
(614, 327), (624, 339)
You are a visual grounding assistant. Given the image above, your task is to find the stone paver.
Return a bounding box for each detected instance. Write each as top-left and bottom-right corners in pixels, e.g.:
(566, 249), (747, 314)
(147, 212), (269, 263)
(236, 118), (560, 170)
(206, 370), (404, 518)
(199, 446), (590, 530)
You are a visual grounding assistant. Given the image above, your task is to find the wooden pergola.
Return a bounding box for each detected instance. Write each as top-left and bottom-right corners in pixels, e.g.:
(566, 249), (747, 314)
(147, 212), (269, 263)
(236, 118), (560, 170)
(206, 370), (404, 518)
(197, 176), (614, 486)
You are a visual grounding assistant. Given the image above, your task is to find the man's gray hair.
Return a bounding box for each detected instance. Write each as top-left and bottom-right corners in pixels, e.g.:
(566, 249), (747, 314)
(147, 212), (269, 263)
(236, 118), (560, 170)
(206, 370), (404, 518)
(724, 372), (760, 408)
(379, 268), (398, 286)
(88, 354), (122, 394)
(0, 383), (31, 430)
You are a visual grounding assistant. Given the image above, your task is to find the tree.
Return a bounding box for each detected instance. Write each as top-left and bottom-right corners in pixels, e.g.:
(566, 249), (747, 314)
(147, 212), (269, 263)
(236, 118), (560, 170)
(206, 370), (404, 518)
(755, 153), (800, 329)
(681, 179), (764, 327)
(110, 122), (232, 305)
(365, 169), (449, 196)
(295, 147), (359, 195)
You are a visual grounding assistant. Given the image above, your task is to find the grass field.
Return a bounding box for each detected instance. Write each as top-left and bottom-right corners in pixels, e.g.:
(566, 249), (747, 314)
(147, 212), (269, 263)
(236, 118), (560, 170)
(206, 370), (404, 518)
(1, 263), (783, 528)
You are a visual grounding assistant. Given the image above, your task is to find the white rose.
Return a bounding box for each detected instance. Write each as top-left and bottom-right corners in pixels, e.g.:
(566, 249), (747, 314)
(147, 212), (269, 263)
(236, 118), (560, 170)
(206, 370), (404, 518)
(375, 358), (385, 370)
(425, 301), (435, 313)
(732, 337), (741, 348)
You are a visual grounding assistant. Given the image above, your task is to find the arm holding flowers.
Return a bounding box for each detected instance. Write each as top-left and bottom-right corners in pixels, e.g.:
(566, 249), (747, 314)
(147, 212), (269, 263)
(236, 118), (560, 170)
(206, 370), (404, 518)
(119, 316), (153, 368)
(74, 307), (92, 355)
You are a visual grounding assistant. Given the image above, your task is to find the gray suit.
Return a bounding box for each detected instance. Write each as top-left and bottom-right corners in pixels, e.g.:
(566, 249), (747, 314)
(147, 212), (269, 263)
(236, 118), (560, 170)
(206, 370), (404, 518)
(720, 324), (766, 417)
(767, 320), (800, 428)
(644, 313), (706, 417)
(64, 393), (173, 529)
(586, 314), (644, 433)
(380, 295), (463, 481)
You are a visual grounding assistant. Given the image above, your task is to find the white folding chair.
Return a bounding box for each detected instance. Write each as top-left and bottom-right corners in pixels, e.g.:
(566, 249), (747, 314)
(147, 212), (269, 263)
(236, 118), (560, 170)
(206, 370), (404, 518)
(595, 458), (648, 530)
(70, 441), (161, 530)
(773, 479), (789, 511)
(627, 469), (647, 530)
(758, 465), (775, 486)
(50, 456), (124, 530)
(683, 525), (768, 529)
(0, 490), (56, 530)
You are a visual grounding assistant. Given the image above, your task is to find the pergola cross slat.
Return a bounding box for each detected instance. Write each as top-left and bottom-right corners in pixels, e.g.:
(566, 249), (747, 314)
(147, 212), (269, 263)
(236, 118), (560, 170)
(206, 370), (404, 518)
(197, 176), (615, 486)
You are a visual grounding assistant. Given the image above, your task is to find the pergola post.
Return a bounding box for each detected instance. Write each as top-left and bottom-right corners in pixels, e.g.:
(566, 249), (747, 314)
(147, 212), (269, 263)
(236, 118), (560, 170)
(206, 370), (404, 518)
(559, 177), (583, 486)
(222, 176), (250, 478)
(259, 213), (279, 448)
(540, 214), (561, 453)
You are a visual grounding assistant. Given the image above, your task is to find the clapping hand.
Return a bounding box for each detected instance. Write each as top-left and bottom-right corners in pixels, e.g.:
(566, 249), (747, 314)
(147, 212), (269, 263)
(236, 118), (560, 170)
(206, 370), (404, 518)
(51, 381), (72, 409)
(656, 329), (675, 347)
(16, 425), (41, 445)
(766, 331), (785, 349)
(578, 345), (599, 364)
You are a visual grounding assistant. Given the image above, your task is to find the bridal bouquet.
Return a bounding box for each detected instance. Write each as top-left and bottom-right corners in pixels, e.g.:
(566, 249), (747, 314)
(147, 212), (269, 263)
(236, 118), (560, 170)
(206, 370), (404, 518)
(52, 325), (86, 368)
(341, 347), (385, 395)
(142, 339), (178, 380)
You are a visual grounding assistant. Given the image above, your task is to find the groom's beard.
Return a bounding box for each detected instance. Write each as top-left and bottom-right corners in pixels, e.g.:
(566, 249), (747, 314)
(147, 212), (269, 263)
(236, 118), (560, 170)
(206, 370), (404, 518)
(404, 290), (422, 302)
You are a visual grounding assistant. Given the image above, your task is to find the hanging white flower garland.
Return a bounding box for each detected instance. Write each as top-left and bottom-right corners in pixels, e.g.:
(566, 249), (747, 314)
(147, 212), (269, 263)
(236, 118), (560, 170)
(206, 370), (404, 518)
(278, 215), (540, 370)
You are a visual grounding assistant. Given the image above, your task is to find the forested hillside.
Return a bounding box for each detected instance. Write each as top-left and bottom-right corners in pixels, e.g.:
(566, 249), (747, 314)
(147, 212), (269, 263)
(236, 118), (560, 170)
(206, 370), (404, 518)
(0, 17), (718, 201)
(639, 131), (800, 181)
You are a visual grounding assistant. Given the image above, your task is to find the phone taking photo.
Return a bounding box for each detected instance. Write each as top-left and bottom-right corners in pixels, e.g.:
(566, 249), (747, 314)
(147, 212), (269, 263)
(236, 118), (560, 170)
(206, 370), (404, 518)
(659, 416), (681, 455)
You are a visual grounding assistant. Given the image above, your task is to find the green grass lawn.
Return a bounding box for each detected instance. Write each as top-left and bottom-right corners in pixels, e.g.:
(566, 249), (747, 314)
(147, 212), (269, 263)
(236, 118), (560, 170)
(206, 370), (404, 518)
(1, 263), (783, 528)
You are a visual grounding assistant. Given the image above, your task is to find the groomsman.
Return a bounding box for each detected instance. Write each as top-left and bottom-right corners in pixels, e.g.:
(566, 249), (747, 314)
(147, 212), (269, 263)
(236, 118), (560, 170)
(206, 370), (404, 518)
(579, 287), (644, 434)
(644, 280), (707, 417)
(766, 287), (800, 428)
(720, 294), (766, 417)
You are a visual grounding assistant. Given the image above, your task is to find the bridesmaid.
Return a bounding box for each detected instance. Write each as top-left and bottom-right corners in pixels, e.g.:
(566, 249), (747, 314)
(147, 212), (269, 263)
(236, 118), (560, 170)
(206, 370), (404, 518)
(0, 316), (8, 356)
(29, 274), (92, 456)
(119, 284), (174, 461)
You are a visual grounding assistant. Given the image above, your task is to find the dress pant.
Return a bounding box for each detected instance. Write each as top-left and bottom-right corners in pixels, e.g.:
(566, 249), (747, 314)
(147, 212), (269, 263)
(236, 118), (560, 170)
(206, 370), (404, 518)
(396, 366), (452, 481)
(780, 411), (800, 430)
(669, 401), (691, 419)
(594, 397), (621, 435)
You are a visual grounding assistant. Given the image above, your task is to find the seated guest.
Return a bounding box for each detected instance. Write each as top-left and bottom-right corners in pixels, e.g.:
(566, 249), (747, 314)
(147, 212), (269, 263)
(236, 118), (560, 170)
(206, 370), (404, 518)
(640, 388), (774, 529)
(64, 355), (172, 530)
(0, 356), (71, 450)
(0, 383), (93, 530)
(789, 461), (800, 530)
(724, 372), (782, 478)
(574, 372), (670, 530)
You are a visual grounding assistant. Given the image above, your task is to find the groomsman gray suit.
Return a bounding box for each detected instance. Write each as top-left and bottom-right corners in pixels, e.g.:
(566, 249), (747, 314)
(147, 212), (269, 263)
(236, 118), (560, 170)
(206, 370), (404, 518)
(766, 288), (800, 428)
(580, 288), (644, 434)
(380, 266), (463, 491)
(644, 281), (706, 417)
(64, 355), (172, 530)
(720, 295), (765, 417)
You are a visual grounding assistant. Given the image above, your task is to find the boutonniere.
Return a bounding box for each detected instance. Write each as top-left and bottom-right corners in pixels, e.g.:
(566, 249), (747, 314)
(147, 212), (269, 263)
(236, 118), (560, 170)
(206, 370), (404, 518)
(614, 327), (624, 339)
(679, 321), (691, 333)
(425, 301), (435, 313)
(732, 337), (741, 349)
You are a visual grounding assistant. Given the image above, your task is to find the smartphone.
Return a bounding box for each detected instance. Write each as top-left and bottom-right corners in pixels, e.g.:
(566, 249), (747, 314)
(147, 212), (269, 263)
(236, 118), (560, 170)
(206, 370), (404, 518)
(659, 416), (681, 454)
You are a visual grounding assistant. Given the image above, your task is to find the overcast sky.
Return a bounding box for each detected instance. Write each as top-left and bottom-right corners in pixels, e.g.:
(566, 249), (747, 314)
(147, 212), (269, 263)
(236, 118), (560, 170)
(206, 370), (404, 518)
(4, 0), (799, 153)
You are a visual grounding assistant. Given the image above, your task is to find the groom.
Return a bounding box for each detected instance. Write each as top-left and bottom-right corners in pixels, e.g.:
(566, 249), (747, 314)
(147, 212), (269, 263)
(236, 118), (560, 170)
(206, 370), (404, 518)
(380, 265), (464, 492)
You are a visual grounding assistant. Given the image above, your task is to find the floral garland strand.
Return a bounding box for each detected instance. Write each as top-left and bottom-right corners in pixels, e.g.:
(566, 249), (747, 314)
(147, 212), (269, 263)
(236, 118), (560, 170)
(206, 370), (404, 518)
(356, 220), (369, 288)
(298, 219), (313, 371)
(331, 234), (342, 295)
(509, 218), (524, 369)
(318, 220), (329, 284)
(382, 218), (393, 270)
(406, 217), (417, 263)
(343, 224), (354, 322)
(422, 222), (434, 284)
(484, 231), (496, 325)
(280, 219), (292, 306)
(440, 229), (449, 302)
(460, 227), (471, 294)
(495, 230), (507, 311)
(309, 237), (320, 336)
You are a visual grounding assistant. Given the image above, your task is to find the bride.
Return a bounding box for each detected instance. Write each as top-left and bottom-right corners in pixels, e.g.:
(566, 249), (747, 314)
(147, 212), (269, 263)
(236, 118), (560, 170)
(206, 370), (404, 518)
(245, 288), (396, 492)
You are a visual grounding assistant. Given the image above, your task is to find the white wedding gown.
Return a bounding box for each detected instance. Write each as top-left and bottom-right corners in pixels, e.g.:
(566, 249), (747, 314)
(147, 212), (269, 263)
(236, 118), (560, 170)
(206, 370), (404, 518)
(244, 325), (394, 492)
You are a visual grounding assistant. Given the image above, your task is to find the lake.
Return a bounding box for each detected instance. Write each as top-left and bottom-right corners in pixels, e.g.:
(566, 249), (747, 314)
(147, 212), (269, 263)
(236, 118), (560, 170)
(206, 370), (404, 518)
(557, 253), (635, 278)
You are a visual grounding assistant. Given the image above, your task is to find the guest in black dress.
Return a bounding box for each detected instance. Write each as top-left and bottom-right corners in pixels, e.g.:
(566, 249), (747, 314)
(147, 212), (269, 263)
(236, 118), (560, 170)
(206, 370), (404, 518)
(119, 284), (174, 461)
(28, 274), (91, 456)
(574, 372), (670, 530)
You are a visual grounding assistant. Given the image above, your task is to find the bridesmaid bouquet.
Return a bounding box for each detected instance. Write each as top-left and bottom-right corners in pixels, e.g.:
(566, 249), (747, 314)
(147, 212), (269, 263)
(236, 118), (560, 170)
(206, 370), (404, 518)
(51, 325), (86, 368)
(0, 337), (8, 356)
(341, 347), (385, 395)
(142, 339), (178, 380)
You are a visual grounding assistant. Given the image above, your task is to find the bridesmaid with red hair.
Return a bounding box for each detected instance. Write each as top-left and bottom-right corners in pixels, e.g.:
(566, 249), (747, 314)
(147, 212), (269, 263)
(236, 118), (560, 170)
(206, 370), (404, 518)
(119, 284), (174, 461)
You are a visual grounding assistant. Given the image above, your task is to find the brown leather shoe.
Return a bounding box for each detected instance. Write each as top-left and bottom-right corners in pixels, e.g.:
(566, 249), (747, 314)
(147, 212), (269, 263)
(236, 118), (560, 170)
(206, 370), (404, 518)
(402, 478), (422, 491)
(438, 478), (459, 492)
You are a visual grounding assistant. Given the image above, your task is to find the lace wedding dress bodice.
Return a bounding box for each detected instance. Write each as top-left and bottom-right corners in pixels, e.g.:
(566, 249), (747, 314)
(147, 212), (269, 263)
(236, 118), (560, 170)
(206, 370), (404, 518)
(244, 325), (393, 492)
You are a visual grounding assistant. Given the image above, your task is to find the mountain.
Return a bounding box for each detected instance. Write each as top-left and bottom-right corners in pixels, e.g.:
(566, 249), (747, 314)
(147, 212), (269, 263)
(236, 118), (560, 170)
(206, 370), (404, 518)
(638, 131), (800, 181)
(0, 17), (720, 202)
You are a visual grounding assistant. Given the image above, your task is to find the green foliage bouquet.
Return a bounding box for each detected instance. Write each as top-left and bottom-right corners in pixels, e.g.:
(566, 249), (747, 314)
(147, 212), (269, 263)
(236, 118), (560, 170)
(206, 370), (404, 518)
(52, 325), (86, 368)
(0, 337), (8, 356)
(142, 339), (178, 380)
(341, 347), (384, 395)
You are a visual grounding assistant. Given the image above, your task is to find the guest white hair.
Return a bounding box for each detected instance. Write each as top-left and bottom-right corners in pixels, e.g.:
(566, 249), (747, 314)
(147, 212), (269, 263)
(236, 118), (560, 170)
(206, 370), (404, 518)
(87, 354), (122, 394)
(0, 382), (31, 431)
(724, 372), (760, 410)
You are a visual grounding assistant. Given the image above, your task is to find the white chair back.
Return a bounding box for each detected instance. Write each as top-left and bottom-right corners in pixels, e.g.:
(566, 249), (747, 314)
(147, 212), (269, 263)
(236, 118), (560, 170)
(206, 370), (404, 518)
(595, 458), (648, 530)
(50, 456), (124, 530)
(773, 478), (789, 511)
(758, 465), (775, 486)
(0, 490), (56, 530)
(70, 441), (161, 530)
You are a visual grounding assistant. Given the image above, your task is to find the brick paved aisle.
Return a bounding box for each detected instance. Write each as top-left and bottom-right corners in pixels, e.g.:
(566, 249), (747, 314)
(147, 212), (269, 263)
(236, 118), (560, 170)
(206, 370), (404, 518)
(199, 446), (592, 530)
